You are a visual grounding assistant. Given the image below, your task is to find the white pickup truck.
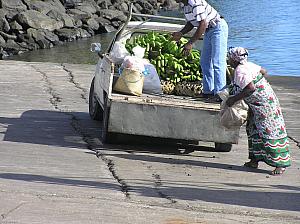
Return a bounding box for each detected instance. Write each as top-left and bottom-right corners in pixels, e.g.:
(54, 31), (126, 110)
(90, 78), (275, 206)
(88, 11), (239, 152)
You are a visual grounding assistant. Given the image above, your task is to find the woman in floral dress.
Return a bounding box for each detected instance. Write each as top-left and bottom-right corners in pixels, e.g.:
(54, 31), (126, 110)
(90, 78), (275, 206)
(226, 47), (291, 175)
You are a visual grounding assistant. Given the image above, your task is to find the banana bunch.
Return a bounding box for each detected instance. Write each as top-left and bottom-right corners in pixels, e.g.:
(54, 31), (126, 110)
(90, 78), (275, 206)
(175, 81), (202, 97)
(151, 52), (201, 83)
(125, 31), (202, 85)
(125, 32), (168, 58)
(161, 80), (175, 95)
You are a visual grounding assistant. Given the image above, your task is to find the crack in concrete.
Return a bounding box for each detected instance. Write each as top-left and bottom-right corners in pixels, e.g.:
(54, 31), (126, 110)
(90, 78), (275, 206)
(152, 173), (177, 204)
(31, 65), (61, 110)
(21, 0), (29, 9)
(69, 114), (94, 149)
(61, 63), (88, 104)
(32, 64), (130, 198)
(68, 111), (130, 198)
(96, 151), (130, 198)
(0, 202), (26, 221)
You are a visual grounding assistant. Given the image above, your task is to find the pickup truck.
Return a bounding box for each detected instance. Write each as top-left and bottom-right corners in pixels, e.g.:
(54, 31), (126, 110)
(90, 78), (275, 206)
(88, 10), (240, 152)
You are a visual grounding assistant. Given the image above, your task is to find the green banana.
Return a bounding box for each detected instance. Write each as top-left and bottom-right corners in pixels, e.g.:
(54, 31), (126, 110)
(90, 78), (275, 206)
(124, 31), (202, 85)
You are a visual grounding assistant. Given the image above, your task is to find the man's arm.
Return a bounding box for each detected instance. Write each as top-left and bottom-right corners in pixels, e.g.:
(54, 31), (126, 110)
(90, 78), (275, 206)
(180, 21), (194, 35)
(189, 20), (207, 44)
(172, 22), (194, 41)
(182, 20), (207, 55)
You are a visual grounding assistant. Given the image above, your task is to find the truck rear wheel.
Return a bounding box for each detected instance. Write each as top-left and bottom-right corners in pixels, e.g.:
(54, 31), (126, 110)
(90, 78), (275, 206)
(89, 77), (103, 121)
(101, 95), (117, 143)
(214, 143), (232, 152)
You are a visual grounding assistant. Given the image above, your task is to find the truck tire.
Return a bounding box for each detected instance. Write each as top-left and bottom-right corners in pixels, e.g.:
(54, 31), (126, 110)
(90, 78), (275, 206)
(101, 95), (116, 143)
(214, 143), (232, 152)
(89, 77), (103, 121)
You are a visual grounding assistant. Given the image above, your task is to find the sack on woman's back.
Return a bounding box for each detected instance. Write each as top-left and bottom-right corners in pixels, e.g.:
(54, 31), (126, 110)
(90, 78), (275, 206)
(219, 99), (248, 129)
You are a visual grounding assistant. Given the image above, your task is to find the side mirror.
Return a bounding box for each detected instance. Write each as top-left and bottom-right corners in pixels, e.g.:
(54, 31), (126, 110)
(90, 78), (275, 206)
(90, 43), (102, 53)
(91, 43), (104, 58)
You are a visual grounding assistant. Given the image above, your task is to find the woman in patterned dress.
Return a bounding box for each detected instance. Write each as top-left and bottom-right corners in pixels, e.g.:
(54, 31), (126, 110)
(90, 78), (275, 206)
(226, 47), (291, 175)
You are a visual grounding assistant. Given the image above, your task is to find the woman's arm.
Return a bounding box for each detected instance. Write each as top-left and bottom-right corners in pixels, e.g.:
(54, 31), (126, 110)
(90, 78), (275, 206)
(226, 82), (255, 107)
(260, 67), (268, 77)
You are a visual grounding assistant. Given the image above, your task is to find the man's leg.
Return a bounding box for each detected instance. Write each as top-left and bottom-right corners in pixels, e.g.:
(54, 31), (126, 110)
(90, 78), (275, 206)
(200, 32), (214, 95)
(211, 19), (228, 95)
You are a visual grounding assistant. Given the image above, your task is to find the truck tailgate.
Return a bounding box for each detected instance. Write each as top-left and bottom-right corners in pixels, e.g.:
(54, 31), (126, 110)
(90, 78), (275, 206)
(107, 93), (240, 143)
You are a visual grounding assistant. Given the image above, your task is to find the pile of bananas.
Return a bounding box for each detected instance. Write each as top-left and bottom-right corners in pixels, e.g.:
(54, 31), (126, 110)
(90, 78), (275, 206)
(125, 31), (202, 95)
(160, 80), (175, 95)
(174, 81), (202, 97)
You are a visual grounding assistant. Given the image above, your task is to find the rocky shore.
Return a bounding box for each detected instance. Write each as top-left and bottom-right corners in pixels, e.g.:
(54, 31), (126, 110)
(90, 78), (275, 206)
(0, 0), (178, 59)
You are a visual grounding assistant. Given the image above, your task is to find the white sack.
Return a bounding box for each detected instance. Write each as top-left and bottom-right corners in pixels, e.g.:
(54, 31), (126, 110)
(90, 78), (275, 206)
(110, 41), (130, 64)
(219, 89), (249, 129)
(143, 63), (162, 94)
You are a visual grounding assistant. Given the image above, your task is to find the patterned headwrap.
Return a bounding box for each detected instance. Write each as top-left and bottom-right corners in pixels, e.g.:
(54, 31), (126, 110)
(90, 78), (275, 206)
(228, 47), (249, 64)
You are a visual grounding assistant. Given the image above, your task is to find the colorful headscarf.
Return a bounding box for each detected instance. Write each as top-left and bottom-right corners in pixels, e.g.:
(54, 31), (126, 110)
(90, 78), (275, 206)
(228, 47), (249, 64)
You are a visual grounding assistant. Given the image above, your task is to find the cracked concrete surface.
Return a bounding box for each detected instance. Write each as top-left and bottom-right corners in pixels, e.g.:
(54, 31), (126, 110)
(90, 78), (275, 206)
(0, 60), (299, 224)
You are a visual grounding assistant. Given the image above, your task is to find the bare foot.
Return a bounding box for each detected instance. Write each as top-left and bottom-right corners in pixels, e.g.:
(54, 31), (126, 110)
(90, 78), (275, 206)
(271, 167), (286, 175)
(244, 160), (259, 168)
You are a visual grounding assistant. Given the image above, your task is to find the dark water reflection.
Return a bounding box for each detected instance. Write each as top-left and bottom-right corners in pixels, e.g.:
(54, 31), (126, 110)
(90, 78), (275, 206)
(8, 33), (114, 65)
(7, 0), (300, 76)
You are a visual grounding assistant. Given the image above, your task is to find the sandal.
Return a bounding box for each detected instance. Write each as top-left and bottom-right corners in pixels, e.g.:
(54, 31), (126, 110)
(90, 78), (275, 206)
(244, 160), (259, 168)
(271, 167), (286, 175)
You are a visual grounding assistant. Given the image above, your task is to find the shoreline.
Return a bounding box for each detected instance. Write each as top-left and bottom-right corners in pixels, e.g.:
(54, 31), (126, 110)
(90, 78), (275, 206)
(0, 0), (177, 59)
(2, 59), (300, 90)
(4, 57), (300, 80)
(267, 75), (300, 90)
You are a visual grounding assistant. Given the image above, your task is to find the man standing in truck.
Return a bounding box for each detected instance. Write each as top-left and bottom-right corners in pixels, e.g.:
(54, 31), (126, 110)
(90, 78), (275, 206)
(172, 0), (228, 102)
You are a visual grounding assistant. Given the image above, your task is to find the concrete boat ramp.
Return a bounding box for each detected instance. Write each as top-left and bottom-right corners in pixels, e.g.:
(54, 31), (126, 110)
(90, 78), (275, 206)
(0, 60), (299, 224)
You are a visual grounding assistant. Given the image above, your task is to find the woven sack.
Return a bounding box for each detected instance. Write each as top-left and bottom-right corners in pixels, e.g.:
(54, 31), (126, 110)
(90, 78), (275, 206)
(113, 68), (144, 96)
(219, 99), (249, 129)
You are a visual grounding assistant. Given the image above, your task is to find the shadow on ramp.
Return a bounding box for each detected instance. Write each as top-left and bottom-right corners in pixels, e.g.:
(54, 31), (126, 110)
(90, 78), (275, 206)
(0, 110), (101, 149)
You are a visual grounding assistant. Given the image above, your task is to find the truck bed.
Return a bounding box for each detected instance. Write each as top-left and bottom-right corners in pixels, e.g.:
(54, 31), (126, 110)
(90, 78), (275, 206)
(107, 90), (239, 144)
(111, 92), (220, 111)
(96, 50), (238, 145)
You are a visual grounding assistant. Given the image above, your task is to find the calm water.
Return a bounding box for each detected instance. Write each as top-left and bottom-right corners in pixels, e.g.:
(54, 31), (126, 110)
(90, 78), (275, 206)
(8, 0), (300, 76)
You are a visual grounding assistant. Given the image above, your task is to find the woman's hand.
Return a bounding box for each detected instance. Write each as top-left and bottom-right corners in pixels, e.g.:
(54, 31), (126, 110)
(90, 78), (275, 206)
(260, 67), (268, 77)
(172, 31), (182, 42)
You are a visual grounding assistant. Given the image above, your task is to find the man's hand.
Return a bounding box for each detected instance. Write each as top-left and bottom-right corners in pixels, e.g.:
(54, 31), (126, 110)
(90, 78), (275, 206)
(182, 42), (192, 56)
(172, 31), (182, 42)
